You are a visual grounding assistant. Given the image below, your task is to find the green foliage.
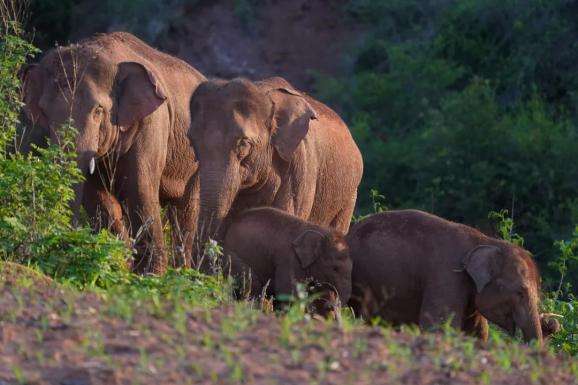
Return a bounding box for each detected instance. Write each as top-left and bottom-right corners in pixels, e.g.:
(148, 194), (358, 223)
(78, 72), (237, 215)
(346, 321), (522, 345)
(0, 30), (39, 154)
(105, 268), (233, 321)
(542, 295), (578, 356)
(0, 21), (132, 290)
(549, 227), (578, 297)
(320, 0), (578, 289)
(28, 228), (131, 289)
(488, 209), (524, 246)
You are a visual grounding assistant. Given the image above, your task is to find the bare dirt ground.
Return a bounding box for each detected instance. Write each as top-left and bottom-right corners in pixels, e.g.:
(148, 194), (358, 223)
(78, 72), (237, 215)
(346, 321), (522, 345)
(67, 0), (364, 91)
(1, 263), (576, 385)
(161, 0), (364, 90)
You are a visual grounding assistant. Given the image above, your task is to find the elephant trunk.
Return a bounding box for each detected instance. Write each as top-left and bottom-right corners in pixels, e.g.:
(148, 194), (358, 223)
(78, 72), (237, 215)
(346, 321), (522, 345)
(516, 300), (543, 345)
(70, 133), (99, 227)
(197, 164), (240, 250)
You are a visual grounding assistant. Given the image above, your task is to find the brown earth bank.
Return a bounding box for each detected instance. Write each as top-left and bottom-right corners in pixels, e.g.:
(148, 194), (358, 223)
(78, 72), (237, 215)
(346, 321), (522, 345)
(1, 263), (577, 385)
(52, 0), (363, 91)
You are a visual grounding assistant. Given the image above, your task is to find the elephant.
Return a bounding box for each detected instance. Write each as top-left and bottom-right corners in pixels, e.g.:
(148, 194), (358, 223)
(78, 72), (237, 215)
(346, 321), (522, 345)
(222, 207), (352, 318)
(540, 313), (562, 339)
(347, 209), (550, 344)
(21, 32), (206, 274)
(187, 77), (363, 258)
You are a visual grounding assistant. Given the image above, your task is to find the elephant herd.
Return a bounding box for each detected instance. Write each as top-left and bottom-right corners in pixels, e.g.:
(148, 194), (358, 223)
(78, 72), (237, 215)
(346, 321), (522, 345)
(21, 32), (558, 344)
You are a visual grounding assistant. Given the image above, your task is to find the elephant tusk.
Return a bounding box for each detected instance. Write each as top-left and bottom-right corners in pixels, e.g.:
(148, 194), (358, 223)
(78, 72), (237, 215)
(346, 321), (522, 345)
(334, 308), (343, 327)
(541, 312), (564, 318)
(89, 157), (96, 175)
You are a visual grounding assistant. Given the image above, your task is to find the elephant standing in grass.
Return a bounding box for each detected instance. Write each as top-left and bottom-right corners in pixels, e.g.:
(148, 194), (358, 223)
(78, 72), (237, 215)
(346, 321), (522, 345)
(22, 32), (206, 274)
(347, 209), (552, 344)
(188, 77), (363, 256)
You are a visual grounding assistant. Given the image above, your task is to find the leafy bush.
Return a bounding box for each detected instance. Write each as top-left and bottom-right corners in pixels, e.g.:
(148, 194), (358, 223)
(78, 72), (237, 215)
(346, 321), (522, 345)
(318, 0), (578, 289)
(28, 228), (130, 289)
(0, 18), (132, 289)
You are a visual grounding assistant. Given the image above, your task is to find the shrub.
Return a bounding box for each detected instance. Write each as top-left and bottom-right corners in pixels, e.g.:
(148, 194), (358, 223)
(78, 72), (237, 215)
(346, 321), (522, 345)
(319, 0), (578, 289)
(0, 15), (132, 289)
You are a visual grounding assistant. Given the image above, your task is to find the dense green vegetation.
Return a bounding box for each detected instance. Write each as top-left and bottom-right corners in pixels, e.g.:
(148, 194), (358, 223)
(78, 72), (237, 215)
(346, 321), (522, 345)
(317, 0), (578, 291)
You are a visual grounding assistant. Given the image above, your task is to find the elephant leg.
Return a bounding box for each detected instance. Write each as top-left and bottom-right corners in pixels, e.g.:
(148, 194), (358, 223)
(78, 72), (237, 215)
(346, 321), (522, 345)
(82, 174), (129, 242)
(463, 311), (489, 341)
(330, 192), (357, 234)
(167, 179), (198, 270)
(222, 252), (261, 299)
(272, 176), (314, 221)
(174, 176), (200, 269)
(123, 160), (167, 275)
(419, 285), (467, 331)
(127, 192), (166, 275)
(273, 264), (295, 310)
(167, 206), (186, 269)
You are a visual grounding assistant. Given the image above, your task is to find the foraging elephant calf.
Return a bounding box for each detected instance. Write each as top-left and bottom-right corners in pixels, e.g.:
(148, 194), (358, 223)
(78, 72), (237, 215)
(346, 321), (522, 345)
(222, 207), (352, 318)
(347, 209), (550, 344)
(22, 32), (206, 274)
(188, 77), (363, 255)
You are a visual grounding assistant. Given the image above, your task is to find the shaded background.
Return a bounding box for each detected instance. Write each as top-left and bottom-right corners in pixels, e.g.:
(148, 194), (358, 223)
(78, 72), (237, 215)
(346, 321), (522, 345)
(26, 0), (578, 290)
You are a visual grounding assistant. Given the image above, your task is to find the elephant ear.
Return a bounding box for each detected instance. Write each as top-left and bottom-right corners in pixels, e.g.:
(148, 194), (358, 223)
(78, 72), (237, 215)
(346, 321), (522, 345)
(21, 64), (48, 128)
(114, 62), (167, 131)
(263, 78), (318, 161)
(292, 230), (324, 269)
(463, 245), (502, 293)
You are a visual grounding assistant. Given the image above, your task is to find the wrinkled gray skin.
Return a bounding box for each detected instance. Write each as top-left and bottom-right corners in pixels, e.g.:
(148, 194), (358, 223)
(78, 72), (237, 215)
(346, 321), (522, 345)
(347, 210), (548, 344)
(22, 32), (206, 274)
(188, 77), (363, 257)
(223, 207), (352, 319)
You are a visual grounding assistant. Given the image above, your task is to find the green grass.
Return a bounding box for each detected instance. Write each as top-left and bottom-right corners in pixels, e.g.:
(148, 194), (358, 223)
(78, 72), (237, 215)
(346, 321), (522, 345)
(2, 260), (578, 384)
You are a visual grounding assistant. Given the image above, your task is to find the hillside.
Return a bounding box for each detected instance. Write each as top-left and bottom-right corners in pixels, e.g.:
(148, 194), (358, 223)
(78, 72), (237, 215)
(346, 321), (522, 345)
(30, 0), (363, 90)
(1, 262), (576, 385)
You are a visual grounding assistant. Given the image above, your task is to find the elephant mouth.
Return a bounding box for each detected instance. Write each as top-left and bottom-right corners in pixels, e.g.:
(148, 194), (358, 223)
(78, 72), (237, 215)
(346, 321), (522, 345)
(307, 281), (342, 323)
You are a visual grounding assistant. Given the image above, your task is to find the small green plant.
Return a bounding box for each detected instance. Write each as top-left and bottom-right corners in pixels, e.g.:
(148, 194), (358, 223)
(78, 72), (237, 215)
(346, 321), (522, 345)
(488, 209), (524, 246)
(549, 226), (578, 297)
(370, 188), (388, 213)
(353, 189), (389, 222)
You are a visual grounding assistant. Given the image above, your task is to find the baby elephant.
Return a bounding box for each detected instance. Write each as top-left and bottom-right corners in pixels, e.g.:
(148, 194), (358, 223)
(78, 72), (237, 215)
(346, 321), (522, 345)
(223, 207), (352, 318)
(348, 209), (552, 344)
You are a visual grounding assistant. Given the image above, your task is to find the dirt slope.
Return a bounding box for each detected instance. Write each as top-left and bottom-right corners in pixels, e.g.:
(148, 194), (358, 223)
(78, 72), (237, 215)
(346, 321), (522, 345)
(65, 0), (363, 90)
(1, 264), (576, 385)
(161, 0), (363, 89)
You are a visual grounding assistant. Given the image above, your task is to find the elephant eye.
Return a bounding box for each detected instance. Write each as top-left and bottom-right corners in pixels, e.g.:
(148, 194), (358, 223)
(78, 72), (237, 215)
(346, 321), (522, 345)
(236, 137), (252, 159)
(93, 106), (104, 118)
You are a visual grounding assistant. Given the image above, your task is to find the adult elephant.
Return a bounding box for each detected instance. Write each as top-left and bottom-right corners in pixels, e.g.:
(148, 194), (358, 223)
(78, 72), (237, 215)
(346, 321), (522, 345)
(188, 77), (363, 258)
(21, 32), (206, 274)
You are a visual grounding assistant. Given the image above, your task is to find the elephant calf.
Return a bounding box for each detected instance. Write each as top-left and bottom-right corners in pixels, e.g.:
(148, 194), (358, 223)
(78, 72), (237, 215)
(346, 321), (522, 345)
(222, 207), (352, 318)
(347, 209), (552, 344)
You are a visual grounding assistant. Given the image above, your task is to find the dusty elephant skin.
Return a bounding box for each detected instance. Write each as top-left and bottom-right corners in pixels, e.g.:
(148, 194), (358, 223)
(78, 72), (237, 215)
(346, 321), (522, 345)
(347, 209), (552, 344)
(222, 207), (352, 317)
(21, 32), (206, 274)
(188, 77), (363, 255)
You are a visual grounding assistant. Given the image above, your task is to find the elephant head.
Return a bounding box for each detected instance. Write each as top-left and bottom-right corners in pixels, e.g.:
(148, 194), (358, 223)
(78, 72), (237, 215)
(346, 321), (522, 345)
(21, 45), (166, 222)
(189, 77), (317, 246)
(463, 244), (543, 343)
(540, 313), (562, 339)
(292, 230), (352, 319)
